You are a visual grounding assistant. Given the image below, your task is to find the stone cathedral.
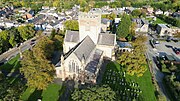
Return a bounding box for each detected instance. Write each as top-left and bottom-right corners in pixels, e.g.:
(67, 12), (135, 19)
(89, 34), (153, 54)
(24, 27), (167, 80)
(55, 12), (116, 83)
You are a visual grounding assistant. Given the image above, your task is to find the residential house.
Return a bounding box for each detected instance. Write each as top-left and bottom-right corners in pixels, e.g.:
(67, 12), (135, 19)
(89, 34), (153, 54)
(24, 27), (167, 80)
(101, 18), (111, 32)
(172, 11), (180, 19)
(142, 6), (154, 15)
(164, 11), (172, 16)
(22, 13), (33, 19)
(156, 24), (172, 36)
(4, 20), (15, 28)
(132, 18), (149, 33)
(171, 27), (180, 35)
(154, 9), (163, 15)
(42, 6), (50, 10)
(117, 41), (132, 52)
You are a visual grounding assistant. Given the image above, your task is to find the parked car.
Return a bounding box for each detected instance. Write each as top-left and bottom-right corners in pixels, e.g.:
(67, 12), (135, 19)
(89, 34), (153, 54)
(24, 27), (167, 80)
(173, 47), (180, 55)
(165, 45), (172, 48)
(172, 38), (179, 42)
(166, 36), (172, 42)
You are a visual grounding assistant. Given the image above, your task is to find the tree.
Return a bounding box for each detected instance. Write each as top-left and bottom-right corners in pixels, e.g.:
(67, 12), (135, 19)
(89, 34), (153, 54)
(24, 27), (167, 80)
(9, 33), (17, 47)
(0, 79), (25, 100)
(33, 37), (54, 59)
(132, 9), (142, 17)
(102, 13), (117, 20)
(77, 0), (87, 8)
(129, 22), (136, 38)
(20, 37), (55, 90)
(53, 35), (64, 51)
(117, 14), (131, 38)
(49, 29), (56, 39)
(18, 24), (35, 41)
(71, 85), (116, 101)
(64, 20), (79, 31)
(117, 35), (147, 77)
(124, 1), (131, 7)
(8, 27), (22, 47)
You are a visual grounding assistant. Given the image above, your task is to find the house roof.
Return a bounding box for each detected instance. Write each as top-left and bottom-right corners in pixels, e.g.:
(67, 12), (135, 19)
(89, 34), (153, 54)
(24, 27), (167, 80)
(64, 36), (96, 62)
(101, 18), (110, 24)
(132, 18), (148, 28)
(64, 30), (79, 43)
(31, 14), (46, 24)
(74, 36), (96, 61)
(117, 41), (132, 48)
(97, 33), (115, 46)
(158, 24), (169, 28)
(85, 49), (103, 74)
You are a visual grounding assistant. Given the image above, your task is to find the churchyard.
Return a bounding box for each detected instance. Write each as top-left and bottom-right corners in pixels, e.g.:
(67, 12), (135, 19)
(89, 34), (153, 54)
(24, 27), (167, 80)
(102, 62), (156, 101)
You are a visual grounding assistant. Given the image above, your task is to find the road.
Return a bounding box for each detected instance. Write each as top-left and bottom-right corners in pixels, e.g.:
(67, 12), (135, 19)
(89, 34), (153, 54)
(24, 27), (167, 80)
(146, 34), (170, 101)
(0, 37), (36, 63)
(0, 30), (52, 64)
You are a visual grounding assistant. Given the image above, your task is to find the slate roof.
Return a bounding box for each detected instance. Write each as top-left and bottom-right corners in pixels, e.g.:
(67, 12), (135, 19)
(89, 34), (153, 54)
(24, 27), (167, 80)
(64, 30), (79, 43)
(117, 41), (132, 48)
(74, 36), (96, 61)
(132, 18), (148, 28)
(64, 36), (96, 62)
(31, 14), (46, 24)
(158, 24), (169, 28)
(85, 49), (103, 74)
(101, 18), (110, 24)
(97, 33), (115, 46)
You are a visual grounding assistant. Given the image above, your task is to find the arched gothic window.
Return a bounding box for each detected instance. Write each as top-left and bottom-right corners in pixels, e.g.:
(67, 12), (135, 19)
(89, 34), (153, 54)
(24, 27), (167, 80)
(69, 60), (79, 73)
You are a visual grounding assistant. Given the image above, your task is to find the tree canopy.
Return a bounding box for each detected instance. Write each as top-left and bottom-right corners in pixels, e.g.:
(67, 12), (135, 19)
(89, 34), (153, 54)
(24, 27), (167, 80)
(0, 25), (36, 54)
(131, 9), (142, 17)
(20, 36), (55, 90)
(18, 24), (35, 41)
(101, 13), (117, 20)
(117, 35), (147, 77)
(64, 20), (79, 31)
(71, 85), (116, 101)
(117, 14), (131, 38)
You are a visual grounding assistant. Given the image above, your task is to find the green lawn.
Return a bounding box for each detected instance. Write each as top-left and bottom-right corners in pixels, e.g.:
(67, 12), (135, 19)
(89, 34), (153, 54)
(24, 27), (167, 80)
(153, 18), (167, 25)
(0, 54), (20, 72)
(102, 62), (156, 101)
(42, 83), (64, 101)
(20, 83), (64, 101)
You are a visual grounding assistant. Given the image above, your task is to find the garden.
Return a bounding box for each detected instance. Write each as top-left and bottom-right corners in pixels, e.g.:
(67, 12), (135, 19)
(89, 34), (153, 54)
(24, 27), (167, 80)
(102, 62), (156, 101)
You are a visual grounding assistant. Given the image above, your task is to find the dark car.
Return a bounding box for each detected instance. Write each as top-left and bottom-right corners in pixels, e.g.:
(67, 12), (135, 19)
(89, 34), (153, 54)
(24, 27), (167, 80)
(165, 45), (172, 48)
(173, 47), (180, 55)
(172, 38), (179, 42)
(166, 36), (172, 42)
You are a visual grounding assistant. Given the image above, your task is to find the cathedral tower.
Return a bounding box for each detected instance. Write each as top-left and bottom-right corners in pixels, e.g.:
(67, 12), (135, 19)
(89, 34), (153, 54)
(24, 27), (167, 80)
(78, 12), (101, 44)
